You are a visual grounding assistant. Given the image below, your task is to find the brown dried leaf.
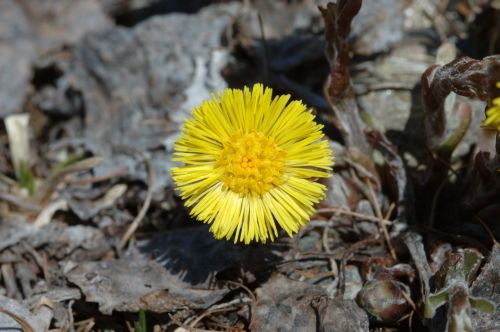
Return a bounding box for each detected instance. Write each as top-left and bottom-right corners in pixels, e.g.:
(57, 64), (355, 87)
(65, 255), (229, 315)
(251, 274), (369, 332)
(422, 55), (500, 149)
(320, 1), (369, 153)
(320, 1), (362, 96)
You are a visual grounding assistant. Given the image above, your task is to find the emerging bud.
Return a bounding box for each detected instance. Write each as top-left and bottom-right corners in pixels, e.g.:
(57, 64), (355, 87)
(356, 279), (410, 323)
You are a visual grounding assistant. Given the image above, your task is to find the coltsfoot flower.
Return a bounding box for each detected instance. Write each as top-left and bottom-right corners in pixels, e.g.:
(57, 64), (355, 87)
(482, 82), (500, 133)
(172, 84), (334, 244)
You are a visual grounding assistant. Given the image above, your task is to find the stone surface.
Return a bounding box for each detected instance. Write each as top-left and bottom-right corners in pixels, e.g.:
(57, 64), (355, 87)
(0, 0), (111, 118)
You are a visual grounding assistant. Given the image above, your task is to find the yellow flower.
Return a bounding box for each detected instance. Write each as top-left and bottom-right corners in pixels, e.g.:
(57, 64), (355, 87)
(172, 84), (334, 244)
(482, 82), (500, 133)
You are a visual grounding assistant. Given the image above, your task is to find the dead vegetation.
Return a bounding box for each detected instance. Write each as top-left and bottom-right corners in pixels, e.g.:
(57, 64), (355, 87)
(0, 0), (499, 331)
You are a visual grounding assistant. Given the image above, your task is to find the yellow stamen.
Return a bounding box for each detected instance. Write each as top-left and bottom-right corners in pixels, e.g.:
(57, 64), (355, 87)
(217, 131), (286, 195)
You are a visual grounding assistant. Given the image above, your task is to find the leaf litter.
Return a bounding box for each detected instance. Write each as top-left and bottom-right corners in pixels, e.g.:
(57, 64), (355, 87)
(0, 0), (499, 331)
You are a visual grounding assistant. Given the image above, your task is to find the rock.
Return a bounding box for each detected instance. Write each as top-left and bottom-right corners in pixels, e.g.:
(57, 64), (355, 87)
(0, 0), (111, 118)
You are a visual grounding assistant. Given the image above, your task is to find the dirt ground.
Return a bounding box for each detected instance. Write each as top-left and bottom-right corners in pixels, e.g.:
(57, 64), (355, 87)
(0, 0), (499, 331)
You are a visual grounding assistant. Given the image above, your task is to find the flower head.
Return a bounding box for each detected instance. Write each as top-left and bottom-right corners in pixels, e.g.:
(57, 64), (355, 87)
(482, 82), (500, 133)
(172, 84), (333, 244)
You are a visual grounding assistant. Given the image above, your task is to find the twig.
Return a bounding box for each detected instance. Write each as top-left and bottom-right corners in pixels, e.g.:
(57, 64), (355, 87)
(419, 226), (490, 256)
(366, 181), (397, 260)
(205, 315), (241, 331)
(0, 307), (35, 332)
(119, 154), (154, 249)
(0, 173), (18, 186)
(227, 280), (257, 329)
(401, 290), (417, 313)
(353, 81), (415, 95)
(257, 13), (269, 83)
(21, 242), (49, 285)
(170, 313), (219, 332)
(185, 280), (257, 328)
(125, 320), (134, 332)
(322, 227), (339, 295)
(422, 2), (447, 42)
(67, 300), (75, 332)
(0, 191), (39, 211)
(338, 237), (382, 297)
(189, 307), (241, 329)
(408, 310), (414, 332)
(343, 159), (380, 189)
(64, 167), (128, 185)
(187, 295), (252, 329)
(225, 281), (256, 303)
(474, 216), (498, 244)
(74, 318), (95, 332)
(2, 263), (19, 297)
(315, 207), (392, 225)
(276, 257), (338, 266)
(42, 251), (50, 286)
(384, 203), (396, 224)
(34, 157), (103, 205)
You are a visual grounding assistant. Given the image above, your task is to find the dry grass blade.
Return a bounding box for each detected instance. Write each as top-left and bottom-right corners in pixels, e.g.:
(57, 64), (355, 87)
(366, 181), (397, 261)
(64, 166), (128, 185)
(322, 227), (339, 294)
(170, 313), (220, 332)
(188, 307), (241, 330)
(34, 156), (103, 205)
(338, 238), (381, 298)
(475, 216), (498, 245)
(74, 318), (95, 332)
(0, 191), (39, 211)
(0, 307), (35, 332)
(226, 280), (257, 329)
(119, 153), (153, 249)
(186, 282), (254, 330)
(315, 207), (393, 226)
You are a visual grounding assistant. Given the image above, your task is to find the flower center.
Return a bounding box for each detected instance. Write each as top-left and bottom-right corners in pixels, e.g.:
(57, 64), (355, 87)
(217, 131), (286, 195)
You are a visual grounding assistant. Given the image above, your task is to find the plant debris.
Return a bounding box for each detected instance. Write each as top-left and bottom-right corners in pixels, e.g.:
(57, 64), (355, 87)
(0, 0), (499, 331)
